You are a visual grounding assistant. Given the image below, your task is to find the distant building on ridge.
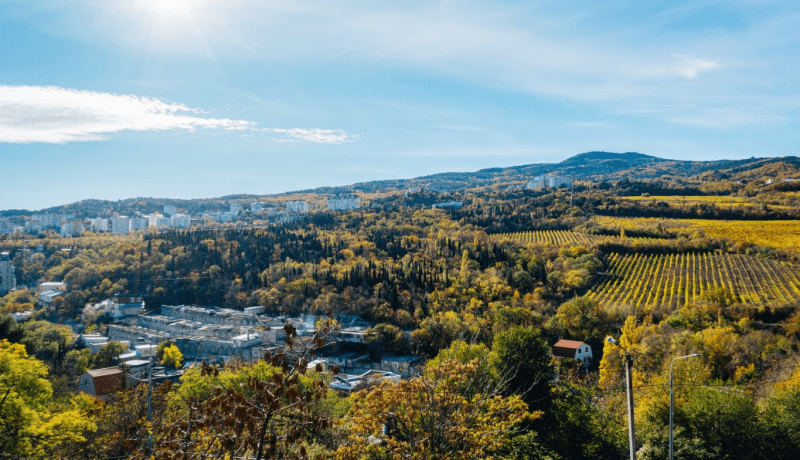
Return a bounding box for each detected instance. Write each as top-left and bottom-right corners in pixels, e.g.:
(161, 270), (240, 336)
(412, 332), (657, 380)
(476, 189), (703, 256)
(526, 176), (573, 190)
(327, 194), (360, 211)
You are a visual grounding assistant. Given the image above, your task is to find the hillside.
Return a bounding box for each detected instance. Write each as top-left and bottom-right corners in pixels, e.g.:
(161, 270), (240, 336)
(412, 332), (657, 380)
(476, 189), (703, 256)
(3, 152), (799, 218)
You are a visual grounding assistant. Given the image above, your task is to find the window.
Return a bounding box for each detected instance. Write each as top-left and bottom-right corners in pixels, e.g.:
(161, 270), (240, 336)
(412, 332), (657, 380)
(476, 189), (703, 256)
(585, 347), (589, 352)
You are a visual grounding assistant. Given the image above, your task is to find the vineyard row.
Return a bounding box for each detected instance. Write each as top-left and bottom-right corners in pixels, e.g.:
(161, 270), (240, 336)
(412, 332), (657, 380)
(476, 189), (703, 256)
(586, 252), (800, 310)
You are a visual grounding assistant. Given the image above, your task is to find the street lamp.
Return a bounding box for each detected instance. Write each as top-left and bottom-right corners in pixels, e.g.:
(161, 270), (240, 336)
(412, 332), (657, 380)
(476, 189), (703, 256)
(607, 336), (636, 460)
(669, 353), (701, 460)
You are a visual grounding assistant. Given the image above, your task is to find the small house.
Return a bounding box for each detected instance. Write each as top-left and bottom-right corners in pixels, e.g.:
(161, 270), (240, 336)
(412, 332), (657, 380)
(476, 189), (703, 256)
(552, 339), (593, 364)
(78, 367), (124, 401)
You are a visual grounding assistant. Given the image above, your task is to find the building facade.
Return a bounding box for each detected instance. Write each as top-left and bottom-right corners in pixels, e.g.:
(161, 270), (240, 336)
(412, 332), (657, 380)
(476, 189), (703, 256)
(0, 252), (15, 294)
(327, 194), (360, 211)
(526, 176), (573, 190)
(111, 216), (130, 234)
(128, 217), (148, 232)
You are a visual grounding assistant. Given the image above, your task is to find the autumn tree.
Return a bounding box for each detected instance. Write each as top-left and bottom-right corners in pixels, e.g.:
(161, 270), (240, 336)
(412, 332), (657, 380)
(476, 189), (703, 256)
(138, 322), (339, 460)
(336, 358), (531, 460)
(160, 344), (183, 369)
(0, 340), (96, 459)
(554, 297), (609, 342)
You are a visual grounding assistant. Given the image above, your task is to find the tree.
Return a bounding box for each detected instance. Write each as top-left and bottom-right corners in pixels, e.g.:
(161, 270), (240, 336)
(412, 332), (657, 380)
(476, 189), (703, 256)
(539, 383), (625, 460)
(160, 344), (182, 369)
(0, 340), (96, 459)
(155, 340), (175, 361)
(139, 322), (338, 460)
(0, 314), (24, 343)
(92, 341), (128, 369)
(491, 326), (556, 410)
(20, 320), (74, 369)
(336, 358), (531, 460)
(554, 297), (608, 342)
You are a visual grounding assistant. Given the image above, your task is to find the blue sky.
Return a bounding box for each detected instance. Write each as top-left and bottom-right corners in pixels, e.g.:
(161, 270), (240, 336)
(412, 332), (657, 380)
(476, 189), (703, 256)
(1, 0), (798, 210)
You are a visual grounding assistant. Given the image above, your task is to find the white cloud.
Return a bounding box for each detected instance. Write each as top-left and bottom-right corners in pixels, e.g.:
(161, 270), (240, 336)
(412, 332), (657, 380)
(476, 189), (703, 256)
(0, 85), (350, 144)
(263, 128), (352, 144)
(673, 55), (720, 79)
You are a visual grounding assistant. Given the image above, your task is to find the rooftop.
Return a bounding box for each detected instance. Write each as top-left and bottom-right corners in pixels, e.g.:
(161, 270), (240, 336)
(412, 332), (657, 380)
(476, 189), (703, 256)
(553, 339), (586, 349)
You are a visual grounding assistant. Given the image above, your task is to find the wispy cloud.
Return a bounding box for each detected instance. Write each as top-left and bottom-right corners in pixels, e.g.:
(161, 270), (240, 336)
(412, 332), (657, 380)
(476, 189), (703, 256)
(263, 128), (352, 143)
(673, 55), (720, 79)
(0, 85), (350, 144)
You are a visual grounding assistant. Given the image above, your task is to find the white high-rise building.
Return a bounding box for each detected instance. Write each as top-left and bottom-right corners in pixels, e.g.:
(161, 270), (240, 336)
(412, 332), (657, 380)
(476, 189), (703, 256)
(90, 218), (109, 232)
(0, 252), (16, 294)
(128, 217), (148, 232)
(148, 214), (171, 229)
(171, 214), (191, 229)
(229, 203), (243, 216)
(60, 220), (85, 237)
(111, 216), (130, 234)
(164, 205), (177, 216)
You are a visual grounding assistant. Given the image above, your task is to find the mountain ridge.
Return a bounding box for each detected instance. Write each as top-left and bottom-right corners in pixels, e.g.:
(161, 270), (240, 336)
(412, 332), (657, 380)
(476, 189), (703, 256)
(3, 151), (798, 217)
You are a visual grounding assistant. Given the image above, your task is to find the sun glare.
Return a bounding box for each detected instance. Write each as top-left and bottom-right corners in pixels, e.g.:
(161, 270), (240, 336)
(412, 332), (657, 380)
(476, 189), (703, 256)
(133, 0), (200, 23)
(152, 0), (192, 15)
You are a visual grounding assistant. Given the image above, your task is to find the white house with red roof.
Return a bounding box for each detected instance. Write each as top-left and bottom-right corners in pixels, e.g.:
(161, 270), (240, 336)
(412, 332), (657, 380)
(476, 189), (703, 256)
(552, 339), (593, 364)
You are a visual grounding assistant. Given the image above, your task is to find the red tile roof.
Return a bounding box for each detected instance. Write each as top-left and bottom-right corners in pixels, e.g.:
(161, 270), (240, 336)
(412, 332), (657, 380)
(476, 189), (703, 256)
(552, 339), (588, 359)
(554, 339), (585, 349)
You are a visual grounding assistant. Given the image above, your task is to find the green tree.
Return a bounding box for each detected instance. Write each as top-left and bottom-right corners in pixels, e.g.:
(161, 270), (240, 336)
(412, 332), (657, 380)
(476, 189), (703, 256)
(0, 314), (24, 343)
(491, 326), (556, 410)
(92, 341), (128, 369)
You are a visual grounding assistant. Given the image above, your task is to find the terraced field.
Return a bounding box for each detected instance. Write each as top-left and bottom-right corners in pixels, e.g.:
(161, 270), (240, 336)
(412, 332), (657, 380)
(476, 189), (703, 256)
(586, 252), (800, 310)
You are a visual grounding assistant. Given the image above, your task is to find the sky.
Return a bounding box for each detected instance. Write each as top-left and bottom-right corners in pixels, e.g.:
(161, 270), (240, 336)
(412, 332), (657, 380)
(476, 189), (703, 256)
(1, 0), (799, 211)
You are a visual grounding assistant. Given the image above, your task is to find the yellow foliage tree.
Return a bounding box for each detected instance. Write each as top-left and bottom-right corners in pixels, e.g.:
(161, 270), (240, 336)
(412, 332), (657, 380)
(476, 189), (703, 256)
(160, 344), (183, 369)
(0, 340), (96, 458)
(598, 316), (652, 390)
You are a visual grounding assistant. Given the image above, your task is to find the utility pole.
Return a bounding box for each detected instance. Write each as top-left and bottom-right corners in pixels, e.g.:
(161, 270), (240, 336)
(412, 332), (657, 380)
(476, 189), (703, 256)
(670, 354), (700, 460)
(138, 336), (154, 454)
(607, 336), (636, 460)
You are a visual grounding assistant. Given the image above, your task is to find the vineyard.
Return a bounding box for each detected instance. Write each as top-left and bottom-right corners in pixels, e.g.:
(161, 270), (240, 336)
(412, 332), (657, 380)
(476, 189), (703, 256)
(590, 216), (800, 252)
(494, 230), (659, 246)
(618, 195), (794, 211)
(586, 252), (800, 310)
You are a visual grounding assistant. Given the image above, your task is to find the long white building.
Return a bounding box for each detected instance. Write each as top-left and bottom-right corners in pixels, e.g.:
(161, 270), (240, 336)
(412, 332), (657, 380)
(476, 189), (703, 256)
(327, 195), (360, 211)
(526, 176), (573, 190)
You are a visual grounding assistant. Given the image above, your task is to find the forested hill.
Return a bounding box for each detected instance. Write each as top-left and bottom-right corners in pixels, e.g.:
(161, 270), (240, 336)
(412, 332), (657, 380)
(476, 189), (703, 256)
(339, 152), (800, 194)
(4, 151), (800, 217)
